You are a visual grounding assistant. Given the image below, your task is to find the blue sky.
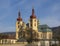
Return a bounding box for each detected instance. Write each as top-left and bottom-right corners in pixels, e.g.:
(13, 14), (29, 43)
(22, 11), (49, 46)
(0, 0), (60, 32)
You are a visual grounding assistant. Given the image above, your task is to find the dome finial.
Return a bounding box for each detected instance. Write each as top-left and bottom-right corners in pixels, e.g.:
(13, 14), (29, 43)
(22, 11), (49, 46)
(30, 7), (36, 18)
(17, 9), (22, 21)
(32, 6), (34, 15)
(18, 10), (20, 18)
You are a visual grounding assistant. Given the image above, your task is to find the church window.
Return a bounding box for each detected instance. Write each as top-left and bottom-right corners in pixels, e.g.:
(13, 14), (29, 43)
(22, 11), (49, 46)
(31, 24), (32, 27)
(30, 19), (32, 22)
(43, 33), (46, 39)
(18, 22), (20, 24)
(49, 34), (51, 39)
(34, 23), (36, 26)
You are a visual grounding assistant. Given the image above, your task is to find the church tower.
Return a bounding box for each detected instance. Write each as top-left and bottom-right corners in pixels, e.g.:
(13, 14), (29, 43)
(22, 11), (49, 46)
(29, 8), (38, 32)
(16, 11), (23, 39)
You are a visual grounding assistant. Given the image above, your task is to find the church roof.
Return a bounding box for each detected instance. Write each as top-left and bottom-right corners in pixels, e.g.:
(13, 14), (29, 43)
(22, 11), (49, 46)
(38, 24), (52, 32)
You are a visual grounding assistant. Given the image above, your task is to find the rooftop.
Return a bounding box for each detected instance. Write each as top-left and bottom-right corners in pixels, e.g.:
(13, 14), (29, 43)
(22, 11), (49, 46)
(38, 24), (52, 32)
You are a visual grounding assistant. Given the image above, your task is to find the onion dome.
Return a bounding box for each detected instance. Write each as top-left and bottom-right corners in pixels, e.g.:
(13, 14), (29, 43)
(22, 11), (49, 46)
(17, 11), (22, 21)
(30, 8), (36, 19)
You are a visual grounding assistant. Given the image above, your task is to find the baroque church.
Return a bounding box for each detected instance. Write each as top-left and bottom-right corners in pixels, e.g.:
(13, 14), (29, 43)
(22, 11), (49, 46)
(16, 8), (52, 45)
(0, 8), (52, 46)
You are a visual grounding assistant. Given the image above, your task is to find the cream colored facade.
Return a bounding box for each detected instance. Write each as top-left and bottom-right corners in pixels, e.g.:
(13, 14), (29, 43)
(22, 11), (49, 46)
(16, 21), (23, 39)
(29, 18), (38, 32)
(0, 39), (17, 44)
(46, 32), (52, 39)
(38, 32), (52, 39)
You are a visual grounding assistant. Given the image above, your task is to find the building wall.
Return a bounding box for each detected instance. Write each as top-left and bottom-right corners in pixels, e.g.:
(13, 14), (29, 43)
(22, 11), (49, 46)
(16, 21), (23, 39)
(47, 32), (52, 39)
(29, 18), (38, 32)
(37, 41), (50, 46)
(45, 41), (50, 46)
(38, 32), (43, 39)
(0, 39), (17, 44)
(38, 31), (52, 40)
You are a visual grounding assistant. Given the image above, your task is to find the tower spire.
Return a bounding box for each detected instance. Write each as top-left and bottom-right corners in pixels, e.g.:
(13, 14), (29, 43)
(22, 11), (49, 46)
(18, 10), (21, 18)
(17, 10), (22, 21)
(30, 7), (36, 18)
(32, 7), (34, 16)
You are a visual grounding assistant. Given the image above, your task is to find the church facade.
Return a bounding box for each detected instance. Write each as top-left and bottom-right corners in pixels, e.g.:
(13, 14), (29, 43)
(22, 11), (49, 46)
(16, 8), (52, 46)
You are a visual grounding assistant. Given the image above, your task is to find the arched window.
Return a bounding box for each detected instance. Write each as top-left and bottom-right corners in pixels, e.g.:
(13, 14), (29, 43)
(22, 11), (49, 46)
(18, 22), (20, 24)
(31, 24), (32, 27)
(49, 34), (51, 39)
(41, 34), (42, 39)
(34, 23), (36, 26)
